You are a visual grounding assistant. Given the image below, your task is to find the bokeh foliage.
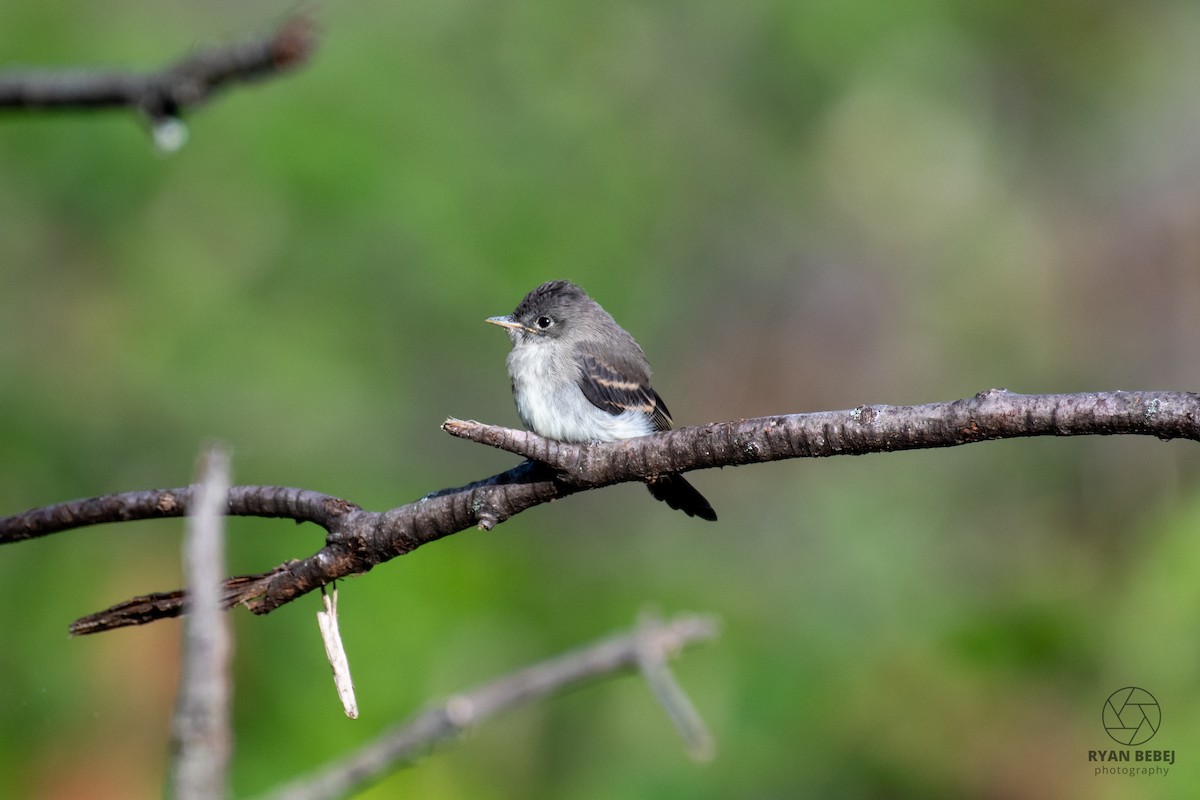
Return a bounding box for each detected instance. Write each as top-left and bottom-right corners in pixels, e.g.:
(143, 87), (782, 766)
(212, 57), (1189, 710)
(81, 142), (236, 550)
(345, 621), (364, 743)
(2, 1), (1199, 797)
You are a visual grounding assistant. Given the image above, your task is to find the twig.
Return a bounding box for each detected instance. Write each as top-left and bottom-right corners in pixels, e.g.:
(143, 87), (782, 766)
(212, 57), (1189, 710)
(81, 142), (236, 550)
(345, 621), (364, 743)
(255, 613), (719, 800)
(0, 14), (317, 139)
(170, 445), (234, 800)
(0, 390), (1196, 635)
(635, 611), (715, 762)
(317, 584), (358, 719)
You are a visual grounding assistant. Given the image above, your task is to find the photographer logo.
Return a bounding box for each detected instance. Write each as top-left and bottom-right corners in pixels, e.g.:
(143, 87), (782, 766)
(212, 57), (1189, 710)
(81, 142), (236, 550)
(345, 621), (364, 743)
(1090, 687), (1174, 777)
(1103, 687), (1160, 746)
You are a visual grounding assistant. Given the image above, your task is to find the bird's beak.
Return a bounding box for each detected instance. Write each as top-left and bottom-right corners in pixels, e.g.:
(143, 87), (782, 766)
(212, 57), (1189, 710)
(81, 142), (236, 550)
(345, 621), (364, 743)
(486, 315), (532, 333)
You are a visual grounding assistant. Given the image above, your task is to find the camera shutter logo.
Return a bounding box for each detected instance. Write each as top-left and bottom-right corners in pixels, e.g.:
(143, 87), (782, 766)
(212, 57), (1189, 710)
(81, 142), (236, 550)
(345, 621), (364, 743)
(1103, 687), (1160, 746)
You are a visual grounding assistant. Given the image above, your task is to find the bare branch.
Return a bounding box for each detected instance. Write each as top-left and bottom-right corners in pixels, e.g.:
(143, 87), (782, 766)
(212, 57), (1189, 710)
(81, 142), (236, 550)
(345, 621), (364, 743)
(1, 389), (1196, 635)
(170, 445), (234, 800)
(66, 570), (284, 635)
(635, 611), (716, 762)
(0, 15), (317, 124)
(0, 485), (353, 544)
(255, 613), (719, 800)
(442, 389), (1200, 475)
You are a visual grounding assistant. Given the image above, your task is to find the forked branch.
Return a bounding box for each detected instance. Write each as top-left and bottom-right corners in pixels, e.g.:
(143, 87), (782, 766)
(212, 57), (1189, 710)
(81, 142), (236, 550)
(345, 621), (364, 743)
(256, 612), (718, 800)
(0, 389), (1195, 635)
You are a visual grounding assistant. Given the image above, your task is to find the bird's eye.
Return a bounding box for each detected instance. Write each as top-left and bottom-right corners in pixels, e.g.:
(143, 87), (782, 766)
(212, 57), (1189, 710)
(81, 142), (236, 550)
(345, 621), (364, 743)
(535, 316), (553, 329)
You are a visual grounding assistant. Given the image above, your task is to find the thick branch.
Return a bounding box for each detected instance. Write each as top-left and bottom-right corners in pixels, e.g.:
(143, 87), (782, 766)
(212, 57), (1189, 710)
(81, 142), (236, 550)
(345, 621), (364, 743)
(1, 390), (1195, 635)
(443, 389), (1200, 477)
(256, 613), (718, 800)
(0, 15), (316, 120)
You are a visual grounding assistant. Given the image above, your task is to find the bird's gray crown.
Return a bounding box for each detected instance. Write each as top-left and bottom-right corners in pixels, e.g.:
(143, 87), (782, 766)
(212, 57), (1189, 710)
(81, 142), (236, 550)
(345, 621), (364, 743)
(498, 280), (641, 357)
(512, 280), (590, 319)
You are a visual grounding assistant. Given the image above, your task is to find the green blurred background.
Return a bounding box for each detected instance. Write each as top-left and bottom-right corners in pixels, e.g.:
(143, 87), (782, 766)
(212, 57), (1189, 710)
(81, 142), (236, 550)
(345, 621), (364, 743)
(2, 1), (1199, 797)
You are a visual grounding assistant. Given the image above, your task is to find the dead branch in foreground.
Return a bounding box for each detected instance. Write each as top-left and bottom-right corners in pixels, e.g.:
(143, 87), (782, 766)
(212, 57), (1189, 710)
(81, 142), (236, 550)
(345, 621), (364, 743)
(256, 612), (718, 800)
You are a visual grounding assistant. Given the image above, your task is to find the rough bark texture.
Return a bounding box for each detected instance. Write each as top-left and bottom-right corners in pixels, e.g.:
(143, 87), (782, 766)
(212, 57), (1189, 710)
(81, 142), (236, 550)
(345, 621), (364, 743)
(1, 390), (1195, 635)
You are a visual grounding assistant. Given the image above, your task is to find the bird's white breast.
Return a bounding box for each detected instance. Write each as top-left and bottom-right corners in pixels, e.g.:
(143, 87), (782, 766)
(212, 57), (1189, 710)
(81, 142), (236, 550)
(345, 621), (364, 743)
(507, 344), (653, 442)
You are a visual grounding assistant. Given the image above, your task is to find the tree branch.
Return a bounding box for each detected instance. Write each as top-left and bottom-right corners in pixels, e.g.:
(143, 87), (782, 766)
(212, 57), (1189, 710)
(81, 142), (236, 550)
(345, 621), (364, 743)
(1, 390), (1195, 635)
(255, 612), (719, 800)
(0, 15), (316, 124)
(170, 445), (234, 800)
(443, 388), (1200, 474)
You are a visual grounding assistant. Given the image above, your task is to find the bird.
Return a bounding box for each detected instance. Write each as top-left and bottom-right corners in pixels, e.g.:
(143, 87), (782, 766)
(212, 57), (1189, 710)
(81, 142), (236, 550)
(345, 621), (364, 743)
(486, 279), (716, 521)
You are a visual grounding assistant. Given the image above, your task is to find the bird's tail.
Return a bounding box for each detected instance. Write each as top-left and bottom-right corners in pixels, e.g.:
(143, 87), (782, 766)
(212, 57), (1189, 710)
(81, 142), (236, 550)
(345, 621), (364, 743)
(646, 474), (717, 521)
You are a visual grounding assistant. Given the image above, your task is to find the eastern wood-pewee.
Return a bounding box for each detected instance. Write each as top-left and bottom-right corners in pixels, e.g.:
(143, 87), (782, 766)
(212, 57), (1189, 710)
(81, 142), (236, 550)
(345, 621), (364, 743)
(487, 280), (717, 521)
